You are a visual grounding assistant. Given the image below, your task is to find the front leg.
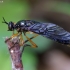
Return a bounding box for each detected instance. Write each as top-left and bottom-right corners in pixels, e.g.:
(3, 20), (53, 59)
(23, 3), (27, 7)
(11, 32), (25, 46)
(11, 32), (22, 38)
(11, 33), (19, 39)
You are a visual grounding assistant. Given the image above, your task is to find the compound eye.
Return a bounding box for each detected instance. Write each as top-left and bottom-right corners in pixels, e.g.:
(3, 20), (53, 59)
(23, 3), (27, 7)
(8, 21), (14, 31)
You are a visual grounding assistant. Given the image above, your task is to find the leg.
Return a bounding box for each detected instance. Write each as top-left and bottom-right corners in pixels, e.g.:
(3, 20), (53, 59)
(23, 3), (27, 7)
(24, 34), (39, 48)
(20, 34), (39, 55)
(10, 32), (22, 39)
(8, 32), (24, 50)
(9, 34), (38, 52)
(11, 32), (24, 46)
(20, 34), (39, 52)
(24, 34), (39, 43)
(19, 34), (24, 46)
(11, 33), (19, 39)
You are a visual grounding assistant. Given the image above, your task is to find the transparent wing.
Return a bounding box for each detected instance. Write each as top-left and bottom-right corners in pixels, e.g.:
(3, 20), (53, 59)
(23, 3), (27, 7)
(27, 22), (70, 44)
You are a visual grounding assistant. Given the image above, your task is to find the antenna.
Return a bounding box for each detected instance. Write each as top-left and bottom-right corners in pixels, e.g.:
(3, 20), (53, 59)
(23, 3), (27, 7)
(2, 17), (8, 25)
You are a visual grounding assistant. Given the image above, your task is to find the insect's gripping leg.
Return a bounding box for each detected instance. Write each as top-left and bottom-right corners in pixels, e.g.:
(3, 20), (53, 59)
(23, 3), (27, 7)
(10, 33), (19, 39)
(25, 34), (38, 48)
(10, 32), (24, 46)
(11, 32), (22, 39)
(19, 34), (24, 46)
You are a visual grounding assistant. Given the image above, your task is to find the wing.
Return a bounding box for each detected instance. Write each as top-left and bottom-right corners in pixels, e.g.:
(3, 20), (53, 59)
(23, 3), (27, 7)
(26, 22), (70, 45)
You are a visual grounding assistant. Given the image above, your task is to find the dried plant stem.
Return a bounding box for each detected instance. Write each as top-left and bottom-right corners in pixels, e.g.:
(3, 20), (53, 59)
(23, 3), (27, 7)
(5, 37), (24, 70)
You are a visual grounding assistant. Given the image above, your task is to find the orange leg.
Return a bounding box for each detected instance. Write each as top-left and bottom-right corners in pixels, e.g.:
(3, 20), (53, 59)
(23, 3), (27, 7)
(11, 33), (19, 39)
(10, 31), (38, 48)
(25, 34), (39, 48)
(19, 34), (24, 46)
(11, 32), (24, 46)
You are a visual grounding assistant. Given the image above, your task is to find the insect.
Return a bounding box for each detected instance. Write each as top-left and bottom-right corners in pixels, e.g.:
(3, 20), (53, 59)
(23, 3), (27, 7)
(2, 17), (70, 47)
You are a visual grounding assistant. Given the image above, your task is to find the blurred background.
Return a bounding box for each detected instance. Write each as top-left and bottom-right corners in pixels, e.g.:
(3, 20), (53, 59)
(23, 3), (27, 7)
(0, 0), (70, 70)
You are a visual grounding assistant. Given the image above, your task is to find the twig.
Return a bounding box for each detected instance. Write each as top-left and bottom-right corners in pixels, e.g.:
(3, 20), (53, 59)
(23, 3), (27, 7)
(5, 37), (24, 70)
(4, 34), (37, 70)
